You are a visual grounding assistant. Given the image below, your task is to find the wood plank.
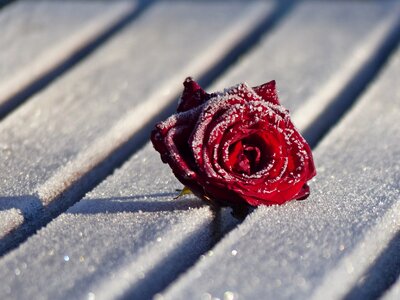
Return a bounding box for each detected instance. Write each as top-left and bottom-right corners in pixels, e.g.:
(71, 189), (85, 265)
(161, 38), (400, 300)
(0, 1), (398, 299)
(0, 0), (275, 254)
(0, 0), (139, 117)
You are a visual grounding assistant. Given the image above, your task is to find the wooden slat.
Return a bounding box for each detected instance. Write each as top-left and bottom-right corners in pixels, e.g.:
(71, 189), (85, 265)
(1, 1), (398, 299)
(0, 0), (275, 255)
(161, 40), (400, 300)
(0, 0), (138, 117)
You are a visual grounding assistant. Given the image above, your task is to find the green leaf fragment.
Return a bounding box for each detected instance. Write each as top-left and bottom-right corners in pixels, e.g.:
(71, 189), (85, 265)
(174, 186), (193, 199)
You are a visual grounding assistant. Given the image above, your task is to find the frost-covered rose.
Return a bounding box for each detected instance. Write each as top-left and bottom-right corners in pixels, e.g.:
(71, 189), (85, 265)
(151, 78), (316, 207)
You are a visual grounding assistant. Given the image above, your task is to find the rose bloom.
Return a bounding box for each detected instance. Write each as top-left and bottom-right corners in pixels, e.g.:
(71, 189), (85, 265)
(151, 78), (316, 207)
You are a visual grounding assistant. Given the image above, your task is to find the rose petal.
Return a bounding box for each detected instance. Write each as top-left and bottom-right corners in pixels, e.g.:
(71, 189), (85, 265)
(177, 77), (211, 112)
(295, 184), (311, 200)
(253, 80), (280, 105)
(151, 106), (205, 196)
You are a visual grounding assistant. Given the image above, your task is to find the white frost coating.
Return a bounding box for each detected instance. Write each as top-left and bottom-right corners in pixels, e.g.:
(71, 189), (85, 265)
(0, 209), (24, 237)
(0, 1), (136, 107)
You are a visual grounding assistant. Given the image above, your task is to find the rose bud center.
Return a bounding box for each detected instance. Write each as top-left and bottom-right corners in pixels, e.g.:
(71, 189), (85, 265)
(229, 134), (271, 176)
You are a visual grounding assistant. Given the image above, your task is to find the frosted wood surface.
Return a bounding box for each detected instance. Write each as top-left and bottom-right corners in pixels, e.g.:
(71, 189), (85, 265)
(0, 210), (23, 238)
(0, 1), (273, 246)
(211, 1), (400, 137)
(0, 143), (238, 299)
(0, 0), (134, 108)
(162, 47), (400, 300)
(0, 1), (398, 299)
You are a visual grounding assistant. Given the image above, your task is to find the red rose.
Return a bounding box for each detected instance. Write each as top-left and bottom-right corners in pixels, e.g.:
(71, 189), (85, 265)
(151, 78), (316, 207)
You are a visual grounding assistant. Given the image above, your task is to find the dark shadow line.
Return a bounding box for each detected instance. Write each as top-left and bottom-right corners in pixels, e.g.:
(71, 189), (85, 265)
(343, 231), (400, 300)
(120, 216), (216, 300)
(67, 196), (205, 214)
(0, 0), (14, 10)
(0, 0), (155, 120)
(58, 205), (220, 300)
(303, 14), (400, 148)
(0, 196), (44, 223)
(0, 195), (45, 257)
(0, 193), (203, 257)
(120, 206), (241, 300)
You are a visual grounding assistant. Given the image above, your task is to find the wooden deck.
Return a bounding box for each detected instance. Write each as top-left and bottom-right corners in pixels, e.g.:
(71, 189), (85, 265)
(0, 0), (399, 299)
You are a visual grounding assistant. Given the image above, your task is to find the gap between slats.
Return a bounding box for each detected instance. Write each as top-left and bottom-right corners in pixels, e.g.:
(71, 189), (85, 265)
(0, 0), (13, 10)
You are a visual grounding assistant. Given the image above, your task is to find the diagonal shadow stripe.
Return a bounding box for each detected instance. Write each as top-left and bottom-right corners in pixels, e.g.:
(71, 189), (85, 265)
(343, 231), (400, 300)
(67, 194), (205, 214)
(0, 0), (13, 10)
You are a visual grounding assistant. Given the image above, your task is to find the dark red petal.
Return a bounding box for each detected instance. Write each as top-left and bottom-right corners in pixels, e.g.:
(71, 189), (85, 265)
(190, 94), (247, 172)
(177, 77), (211, 112)
(295, 184), (311, 200)
(150, 106), (205, 196)
(228, 140), (244, 171)
(253, 80), (280, 105)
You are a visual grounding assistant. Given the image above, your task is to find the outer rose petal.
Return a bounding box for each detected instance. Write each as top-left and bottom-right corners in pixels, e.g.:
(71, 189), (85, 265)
(177, 77), (212, 112)
(151, 79), (316, 208)
(295, 184), (311, 200)
(253, 80), (280, 105)
(151, 107), (205, 197)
